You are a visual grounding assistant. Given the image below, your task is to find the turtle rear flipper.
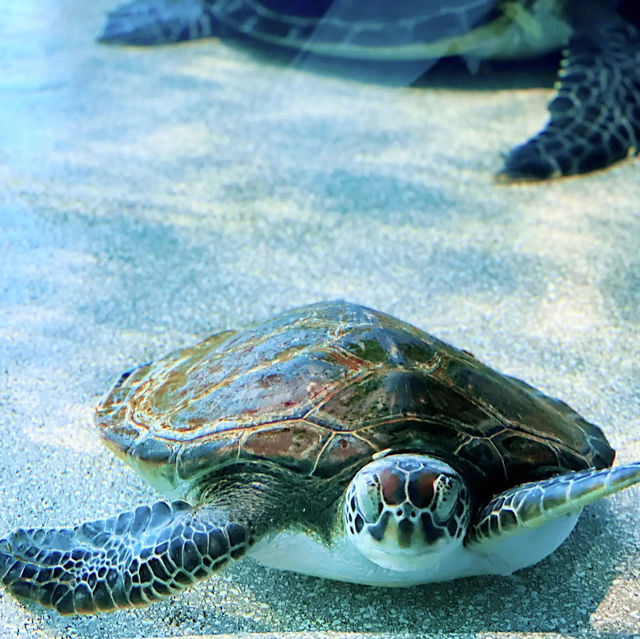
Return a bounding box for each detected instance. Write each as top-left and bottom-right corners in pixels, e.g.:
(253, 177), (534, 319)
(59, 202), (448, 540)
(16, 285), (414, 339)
(99, 0), (217, 45)
(0, 501), (250, 614)
(466, 462), (640, 574)
(500, 10), (640, 179)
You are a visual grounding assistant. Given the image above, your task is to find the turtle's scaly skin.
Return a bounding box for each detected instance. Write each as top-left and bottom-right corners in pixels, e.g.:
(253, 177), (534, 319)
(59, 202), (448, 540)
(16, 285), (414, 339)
(468, 461), (640, 544)
(0, 502), (246, 613)
(97, 301), (613, 505)
(500, 2), (640, 179)
(98, 0), (640, 179)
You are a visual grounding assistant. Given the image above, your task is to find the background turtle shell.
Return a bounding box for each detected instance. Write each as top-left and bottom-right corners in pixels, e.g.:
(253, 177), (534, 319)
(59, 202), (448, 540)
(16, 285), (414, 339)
(96, 301), (614, 500)
(208, 0), (569, 64)
(213, 0), (499, 50)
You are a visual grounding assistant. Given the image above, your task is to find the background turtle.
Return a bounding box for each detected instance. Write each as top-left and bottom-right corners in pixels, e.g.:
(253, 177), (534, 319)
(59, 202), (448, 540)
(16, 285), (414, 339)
(1, 300), (639, 615)
(97, 0), (640, 179)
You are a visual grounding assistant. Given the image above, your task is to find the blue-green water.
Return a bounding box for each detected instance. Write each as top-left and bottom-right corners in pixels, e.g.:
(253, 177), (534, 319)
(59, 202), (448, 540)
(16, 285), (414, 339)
(0, 1), (639, 637)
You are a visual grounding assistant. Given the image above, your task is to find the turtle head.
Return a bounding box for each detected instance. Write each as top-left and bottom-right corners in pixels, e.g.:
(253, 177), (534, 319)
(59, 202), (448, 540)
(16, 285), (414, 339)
(344, 454), (470, 570)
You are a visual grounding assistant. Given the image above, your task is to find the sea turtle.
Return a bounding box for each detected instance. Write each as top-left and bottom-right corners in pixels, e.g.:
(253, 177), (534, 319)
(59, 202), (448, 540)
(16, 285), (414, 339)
(98, 0), (640, 179)
(1, 301), (639, 615)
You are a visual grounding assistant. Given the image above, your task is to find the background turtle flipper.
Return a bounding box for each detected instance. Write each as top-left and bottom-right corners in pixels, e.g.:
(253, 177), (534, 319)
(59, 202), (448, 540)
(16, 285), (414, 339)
(499, 9), (640, 179)
(468, 462), (640, 547)
(99, 0), (217, 45)
(0, 500), (249, 614)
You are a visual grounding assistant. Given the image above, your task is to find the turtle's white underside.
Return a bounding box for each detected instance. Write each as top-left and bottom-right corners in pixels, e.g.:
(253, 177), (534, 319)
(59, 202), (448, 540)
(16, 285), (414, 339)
(247, 511), (581, 586)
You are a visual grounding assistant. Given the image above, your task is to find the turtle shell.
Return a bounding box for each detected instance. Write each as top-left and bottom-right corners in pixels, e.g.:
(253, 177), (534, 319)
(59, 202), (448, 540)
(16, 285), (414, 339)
(213, 0), (498, 50)
(96, 301), (614, 500)
(209, 0), (568, 63)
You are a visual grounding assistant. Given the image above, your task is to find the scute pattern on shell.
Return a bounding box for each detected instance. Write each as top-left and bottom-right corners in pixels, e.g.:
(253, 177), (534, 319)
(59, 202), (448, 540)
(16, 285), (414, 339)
(212, 0), (501, 51)
(95, 301), (614, 498)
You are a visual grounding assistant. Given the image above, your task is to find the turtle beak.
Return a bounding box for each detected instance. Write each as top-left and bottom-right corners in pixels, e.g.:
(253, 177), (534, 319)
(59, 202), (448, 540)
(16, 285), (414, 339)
(367, 504), (417, 549)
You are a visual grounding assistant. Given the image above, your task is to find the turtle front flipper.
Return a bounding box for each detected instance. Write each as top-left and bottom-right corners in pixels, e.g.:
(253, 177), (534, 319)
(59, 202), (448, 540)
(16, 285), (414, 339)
(466, 462), (640, 574)
(499, 8), (640, 179)
(99, 0), (217, 45)
(0, 500), (250, 614)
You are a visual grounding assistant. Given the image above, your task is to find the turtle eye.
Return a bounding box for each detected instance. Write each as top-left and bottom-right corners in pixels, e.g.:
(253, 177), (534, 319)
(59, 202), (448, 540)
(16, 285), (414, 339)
(353, 474), (383, 523)
(433, 476), (459, 521)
